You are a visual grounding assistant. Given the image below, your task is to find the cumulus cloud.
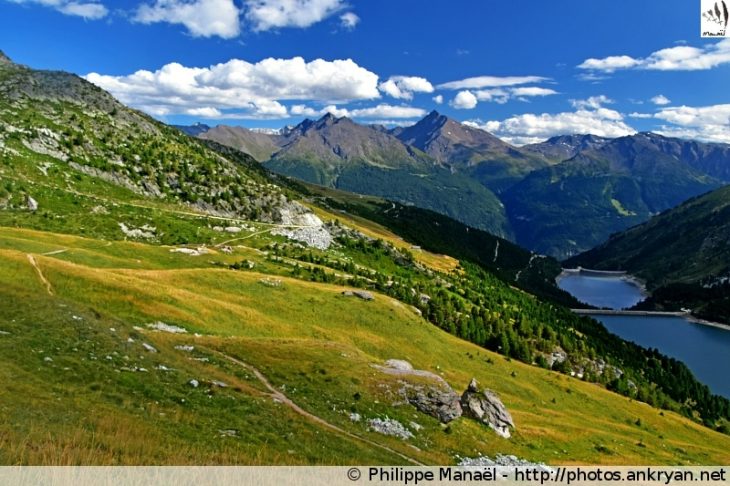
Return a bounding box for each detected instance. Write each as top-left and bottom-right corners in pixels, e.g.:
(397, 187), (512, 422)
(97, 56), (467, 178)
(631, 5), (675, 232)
(651, 94), (671, 105)
(7, 0), (108, 19)
(465, 96), (636, 145)
(577, 55), (640, 73)
(653, 103), (730, 143)
(292, 103), (426, 119)
(134, 0), (242, 38)
(446, 86), (558, 109)
(578, 39), (730, 72)
(339, 11), (359, 29)
(86, 56), (380, 119)
(378, 76), (434, 100)
(450, 90), (478, 110)
(437, 75), (548, 90)
(245, 0), (346, 31)
(432, 94), (443, 104)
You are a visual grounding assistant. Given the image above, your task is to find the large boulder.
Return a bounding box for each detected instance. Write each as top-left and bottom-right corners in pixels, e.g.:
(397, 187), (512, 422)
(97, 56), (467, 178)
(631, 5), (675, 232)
(405, 385), (462, 423)
(375, 359), (462, 423)
(460, 378), (515, 438)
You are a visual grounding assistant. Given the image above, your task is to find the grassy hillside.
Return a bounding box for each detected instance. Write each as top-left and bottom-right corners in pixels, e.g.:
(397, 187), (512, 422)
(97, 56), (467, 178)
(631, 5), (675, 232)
(2, 227), (730, 465)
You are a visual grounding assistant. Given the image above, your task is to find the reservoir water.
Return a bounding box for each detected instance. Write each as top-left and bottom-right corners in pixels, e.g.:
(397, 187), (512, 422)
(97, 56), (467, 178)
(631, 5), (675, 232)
(558, 270), (730, 398)
(557, 270), (644, 309)
(592, 315), (730, 398)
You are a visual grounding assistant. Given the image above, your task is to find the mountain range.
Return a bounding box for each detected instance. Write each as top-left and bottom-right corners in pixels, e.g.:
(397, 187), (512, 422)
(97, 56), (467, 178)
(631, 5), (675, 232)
(229, 112), (513, 239)
(186, 114), (730, 259)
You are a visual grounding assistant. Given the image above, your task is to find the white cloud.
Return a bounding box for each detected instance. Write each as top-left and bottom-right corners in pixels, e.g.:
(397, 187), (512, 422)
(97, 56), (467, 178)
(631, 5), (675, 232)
(578, 39), (730, 72)
(8, 0), (108, 19)
(185, 107), (224, 117)
(466, 96), (636, 145)
(293, 103), (426, 119)
(437, 75), (548, 90)
(348, 104), (426, 119)
(444, 86), (558, 108)
(450, 90), (478, 110)
(339, 11), (359, 30)
(134, 0), (241, 38)
(510, 86), (559, 97)
(628, 112), (653, 119)
(86, 56), (380, 119)
(245, 0), (346, 31)
(378, 76), (434, 100)
(652, 103), (730, 143)
(290, 104), (321, 117)
(473, 88), (509, 104)
(577, 55), (640, 73)
(432, 94), (443, 104)
(650, 94), (671, 106)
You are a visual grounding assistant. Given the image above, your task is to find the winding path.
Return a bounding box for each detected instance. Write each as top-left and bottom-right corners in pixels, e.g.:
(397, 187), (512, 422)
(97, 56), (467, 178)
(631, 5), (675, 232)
(27, 254), (53, 295)
(215, 350), (424, 465)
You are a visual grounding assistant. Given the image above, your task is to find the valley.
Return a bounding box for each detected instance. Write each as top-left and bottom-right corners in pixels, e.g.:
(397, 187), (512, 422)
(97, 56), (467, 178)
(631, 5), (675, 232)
(2, 46), (730, 467)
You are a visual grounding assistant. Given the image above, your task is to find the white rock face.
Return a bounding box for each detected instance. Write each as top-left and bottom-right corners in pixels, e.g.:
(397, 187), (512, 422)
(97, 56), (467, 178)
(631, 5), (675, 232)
(384, 359), (414, 371)
(118, 222), (156, 239)
(148, 322), (188, 333)
(170, 247), (209, 256)
(26, 196), (38, 211)
(142, 343), (158, 353)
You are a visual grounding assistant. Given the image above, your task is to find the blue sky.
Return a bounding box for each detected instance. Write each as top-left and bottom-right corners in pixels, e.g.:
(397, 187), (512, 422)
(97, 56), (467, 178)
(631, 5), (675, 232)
(1, 0), (729, 144)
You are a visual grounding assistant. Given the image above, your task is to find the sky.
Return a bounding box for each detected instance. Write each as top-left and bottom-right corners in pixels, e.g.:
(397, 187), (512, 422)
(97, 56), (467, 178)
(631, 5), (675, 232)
(1, 0), (729, 145)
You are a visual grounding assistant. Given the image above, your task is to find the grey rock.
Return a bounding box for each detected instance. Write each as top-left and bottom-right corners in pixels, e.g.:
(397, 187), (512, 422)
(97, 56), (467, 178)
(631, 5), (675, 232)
(353, 290), (374, 301)
(384, 359), (413, 371)
(461, 378), (515, 438)
(457, 453), (548, 468)
(405, 384), (462, 424)
(368, 417), (413, 440)
(189, 379), (200, 388)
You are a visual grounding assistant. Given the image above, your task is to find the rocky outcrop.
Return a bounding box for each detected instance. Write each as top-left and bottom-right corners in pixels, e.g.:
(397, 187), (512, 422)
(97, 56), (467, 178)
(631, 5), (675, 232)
(375, 359), (462, 424)
(342, 290), (374, 301)
(404, 383), (462, 424)
(457, 453), (548, 468)
(460, 378), (514, 438)
(271, 203), (333, 250)
(367, 417), (413, 440)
